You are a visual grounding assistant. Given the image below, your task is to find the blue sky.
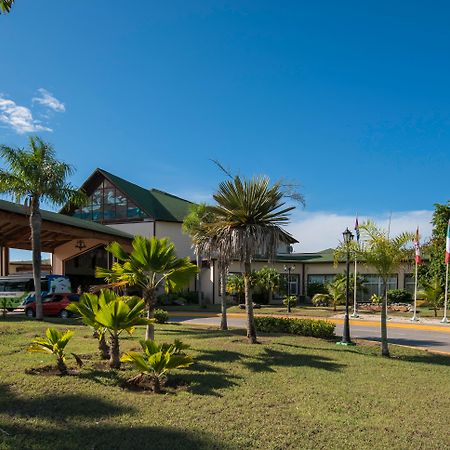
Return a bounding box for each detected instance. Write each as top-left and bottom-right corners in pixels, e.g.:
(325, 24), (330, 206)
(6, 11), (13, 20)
(1, 1), (449, 255)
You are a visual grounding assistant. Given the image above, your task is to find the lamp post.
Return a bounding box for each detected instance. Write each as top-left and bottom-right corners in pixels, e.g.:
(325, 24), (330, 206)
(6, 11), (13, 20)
(284, 265), (295, 313)
(338, 228), (355, 346)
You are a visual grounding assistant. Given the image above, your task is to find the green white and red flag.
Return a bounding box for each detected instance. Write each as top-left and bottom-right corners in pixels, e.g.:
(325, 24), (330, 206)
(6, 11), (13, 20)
(413, 227), (421, 265)
(445, 219), (450, 264)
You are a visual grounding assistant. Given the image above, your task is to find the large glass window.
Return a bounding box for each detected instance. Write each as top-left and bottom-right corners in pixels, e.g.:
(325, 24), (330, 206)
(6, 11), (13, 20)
(307, 274), (336, 286)
(72, 179), (148, 223)
(361, 275), (397, 301)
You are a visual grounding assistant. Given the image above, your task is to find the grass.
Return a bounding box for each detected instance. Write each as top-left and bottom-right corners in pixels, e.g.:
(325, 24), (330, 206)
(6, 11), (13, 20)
(1, 317), (449, 450)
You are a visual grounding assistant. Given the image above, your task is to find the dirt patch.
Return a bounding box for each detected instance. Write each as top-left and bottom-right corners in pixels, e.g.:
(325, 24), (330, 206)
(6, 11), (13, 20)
(25, 365), (80, 376)
(121, 374), (190, 394)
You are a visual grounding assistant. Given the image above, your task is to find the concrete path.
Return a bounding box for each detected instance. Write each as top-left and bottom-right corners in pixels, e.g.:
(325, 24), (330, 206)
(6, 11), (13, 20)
(169, 313), (450, 354)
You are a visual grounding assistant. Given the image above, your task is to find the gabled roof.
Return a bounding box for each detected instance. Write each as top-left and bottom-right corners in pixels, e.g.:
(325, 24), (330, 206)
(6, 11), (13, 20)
(73, 168), (193, 223)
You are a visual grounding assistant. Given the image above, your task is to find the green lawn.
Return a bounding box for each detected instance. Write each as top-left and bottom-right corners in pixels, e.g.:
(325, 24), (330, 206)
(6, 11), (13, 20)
(1, 317), (449, 450)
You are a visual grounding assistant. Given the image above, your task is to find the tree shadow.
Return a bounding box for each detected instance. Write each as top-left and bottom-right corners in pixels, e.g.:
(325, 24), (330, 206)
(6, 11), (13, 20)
(242, 347), (345, 373)
(0, 422), (232, 450)
(394, 353), (450, 367)
(0, 383), (133, 422)
(161, 326), (243, 340)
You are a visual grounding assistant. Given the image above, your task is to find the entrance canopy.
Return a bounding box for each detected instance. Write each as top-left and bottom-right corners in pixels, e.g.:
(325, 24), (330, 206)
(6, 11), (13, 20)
(0, 199), (133, 252)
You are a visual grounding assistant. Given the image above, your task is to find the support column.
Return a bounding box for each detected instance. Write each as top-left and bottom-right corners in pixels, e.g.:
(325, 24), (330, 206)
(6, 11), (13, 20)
(1, 247), (9, 276)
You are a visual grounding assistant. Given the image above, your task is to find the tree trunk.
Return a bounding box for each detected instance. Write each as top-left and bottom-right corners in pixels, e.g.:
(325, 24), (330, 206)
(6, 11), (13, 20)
(244, 259), (257, 343)
(57, 357), (68, 375)
(434, 307), (437, 318)
(109, 332), (120, 369)
(381, 279), (390, 357)
(268, 288), (273, 304)
(144, 288), (155, 341)
(196, 253), (203, 308)
(30, 197), (43, 321)
(220, 267), (228, 331)
(99, 334), (110, 359)
(153, 376), (161, 393)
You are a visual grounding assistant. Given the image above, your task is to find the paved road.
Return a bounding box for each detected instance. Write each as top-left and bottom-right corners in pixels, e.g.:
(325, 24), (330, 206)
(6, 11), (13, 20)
(170, 314), (450, 354)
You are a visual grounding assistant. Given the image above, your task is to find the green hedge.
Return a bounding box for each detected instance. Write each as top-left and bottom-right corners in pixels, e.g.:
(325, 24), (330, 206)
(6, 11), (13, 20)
(254, 316), (335, 339)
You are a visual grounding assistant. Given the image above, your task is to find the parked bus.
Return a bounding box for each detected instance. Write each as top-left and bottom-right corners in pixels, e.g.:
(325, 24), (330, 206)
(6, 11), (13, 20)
(0, 275), (71, 311)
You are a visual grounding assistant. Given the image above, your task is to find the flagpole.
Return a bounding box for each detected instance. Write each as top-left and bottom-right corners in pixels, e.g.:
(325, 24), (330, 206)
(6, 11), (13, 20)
(442, 262), (449, 324)
(351, 256), (359, 318)
(411, 259), (419, 321)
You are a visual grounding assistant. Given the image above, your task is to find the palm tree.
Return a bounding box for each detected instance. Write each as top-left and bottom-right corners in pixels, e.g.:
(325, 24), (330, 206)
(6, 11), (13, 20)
(226, 273), (245, 303)
(183, 204), (231, 330)
(355, 221), (413, 357)
(418, 276), (444, 317)
(0, 0), (14, 14)
(312, 277), (346, 311)
(255, 267), (281, 304)
(182, 203), (213, 309)
(207, 176), (297, 343)
(0, 137), (86, 320)
(96, 236), (198, 341)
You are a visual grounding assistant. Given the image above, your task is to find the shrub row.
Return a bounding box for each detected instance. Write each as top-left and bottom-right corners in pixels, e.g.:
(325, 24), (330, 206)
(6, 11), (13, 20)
(254, 316), (335, 339)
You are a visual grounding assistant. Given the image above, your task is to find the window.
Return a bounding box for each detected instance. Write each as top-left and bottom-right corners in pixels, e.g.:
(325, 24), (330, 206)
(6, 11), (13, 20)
(361, 275), (397, 301)
(71, 179), (148, 223)
(307, 274), (336, 286)
(404, 274), (418, 294)
(277, 274), (300, 297)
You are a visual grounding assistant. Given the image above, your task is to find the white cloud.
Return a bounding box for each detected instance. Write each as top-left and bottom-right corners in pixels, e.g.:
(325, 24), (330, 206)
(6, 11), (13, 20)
(287, 210), (433, 252)
(32, 88), (65, 112)
(0, 95), (52, 134)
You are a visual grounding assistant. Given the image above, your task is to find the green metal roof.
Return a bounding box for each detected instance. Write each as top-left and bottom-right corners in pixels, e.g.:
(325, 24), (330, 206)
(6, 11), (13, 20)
(0, 198), (133, 240)
(96, 169), (193, 222)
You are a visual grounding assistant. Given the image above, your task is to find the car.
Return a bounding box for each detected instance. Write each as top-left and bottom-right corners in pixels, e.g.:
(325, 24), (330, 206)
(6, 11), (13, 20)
(24, 293), (80, 319)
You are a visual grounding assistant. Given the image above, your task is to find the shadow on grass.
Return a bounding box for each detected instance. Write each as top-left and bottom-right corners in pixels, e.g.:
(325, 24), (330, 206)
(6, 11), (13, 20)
(395, 353), (450, 367)
(0, 422), (232, 450)
(0, 383), (133, 421)
(0, 314), (84, 327)
(161, 326), (244, 340)
(242, 347), (344, 373)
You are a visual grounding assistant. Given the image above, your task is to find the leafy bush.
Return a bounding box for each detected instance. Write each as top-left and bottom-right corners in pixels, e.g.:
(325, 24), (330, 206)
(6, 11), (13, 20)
(252, 291), (270, 305)
(282, 295), (297, 308)
(254, 317), (335, 339)
(307, 282), (327, 298)
(387, 289), (412, 304)
(154, 309), (169, 324)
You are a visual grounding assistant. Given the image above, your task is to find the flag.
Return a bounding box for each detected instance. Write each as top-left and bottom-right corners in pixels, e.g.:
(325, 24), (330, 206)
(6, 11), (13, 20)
(446, 219), (450, 264)
(354, 217), (360, 242)
(413, 227), (421, 265)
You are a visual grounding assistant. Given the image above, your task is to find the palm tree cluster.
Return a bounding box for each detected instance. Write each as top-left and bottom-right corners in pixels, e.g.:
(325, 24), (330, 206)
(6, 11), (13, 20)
(183, 176), (297, 343)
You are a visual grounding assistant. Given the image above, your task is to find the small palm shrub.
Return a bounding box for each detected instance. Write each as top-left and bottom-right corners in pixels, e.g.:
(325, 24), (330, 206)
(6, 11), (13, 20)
(254, 317), (335, 339)
(282, 295), (297, 308)
(121, 339), (193, 393)
(371, 294), (382, 305)
(27, 328), (81, 375)
(154, 309), (169, 324)
(387, 289), (412, 304)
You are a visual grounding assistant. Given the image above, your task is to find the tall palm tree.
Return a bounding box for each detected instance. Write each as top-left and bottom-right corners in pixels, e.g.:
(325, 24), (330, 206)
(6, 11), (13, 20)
(0, 137), (86, 320)
(183, 203), (230, 330)
(182, 203), (211, 308)
(96, 236), (198, 341)
(355, 221), (413, 357)
(207, 176), (297, 343)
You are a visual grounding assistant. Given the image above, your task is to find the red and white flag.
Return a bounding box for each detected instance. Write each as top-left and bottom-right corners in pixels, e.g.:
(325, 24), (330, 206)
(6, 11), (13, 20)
(413, 227), (421, 265)
(445, 219), (450, 264)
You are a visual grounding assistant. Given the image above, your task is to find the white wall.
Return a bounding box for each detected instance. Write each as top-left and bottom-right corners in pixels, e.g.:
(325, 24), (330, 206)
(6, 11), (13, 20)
(107, 221), (154, 238)
(155, 221), (194, 259)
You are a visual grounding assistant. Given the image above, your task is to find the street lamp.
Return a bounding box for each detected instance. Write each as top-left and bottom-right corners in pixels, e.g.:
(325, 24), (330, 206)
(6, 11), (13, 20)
(337, 228), (356, 346)
(284, 265), (295, 313)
